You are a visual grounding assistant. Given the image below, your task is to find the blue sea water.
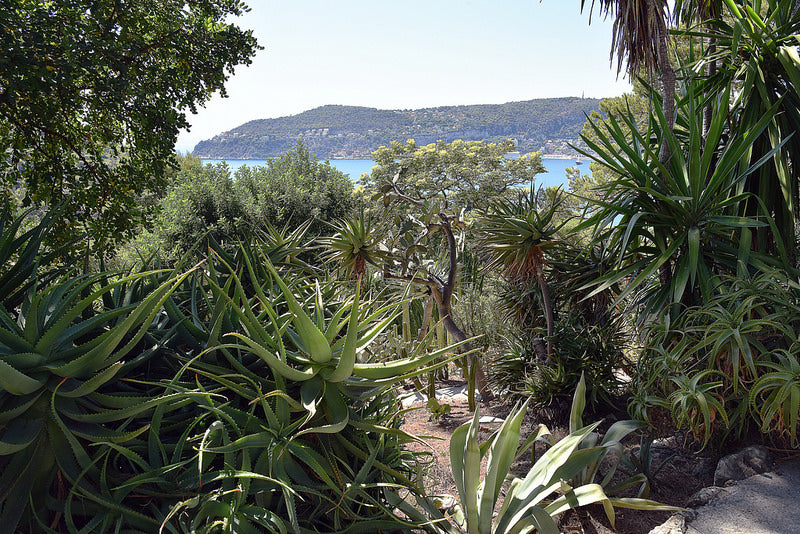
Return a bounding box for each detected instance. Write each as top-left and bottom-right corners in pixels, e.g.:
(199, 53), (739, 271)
(201, 157), (591, 190)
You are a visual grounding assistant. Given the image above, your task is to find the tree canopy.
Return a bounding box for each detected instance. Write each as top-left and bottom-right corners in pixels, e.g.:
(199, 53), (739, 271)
(0, 0), (259, 249)
(123, 143), (355, 264)
(365, 139), (546, 210)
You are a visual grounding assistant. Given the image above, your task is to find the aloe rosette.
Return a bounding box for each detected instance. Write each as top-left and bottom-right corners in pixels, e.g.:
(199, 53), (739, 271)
(154, 249), (468, 533)
(0, 270), (192, 531)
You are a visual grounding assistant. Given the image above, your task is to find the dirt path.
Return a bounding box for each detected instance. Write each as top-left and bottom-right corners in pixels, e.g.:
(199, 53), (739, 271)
(399, 380), (714, 533)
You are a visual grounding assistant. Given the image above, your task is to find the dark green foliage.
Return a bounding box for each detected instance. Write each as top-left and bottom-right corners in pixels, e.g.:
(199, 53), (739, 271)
(124, 142), (355, 264)
(492, 313), (629, 410)
(194, 98), (602, 159)
(0, 0), (259, 250)
(234, 142), (356, 237)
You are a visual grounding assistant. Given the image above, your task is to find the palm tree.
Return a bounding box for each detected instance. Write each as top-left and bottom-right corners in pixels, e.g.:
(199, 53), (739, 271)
(581, 0), (676, 162)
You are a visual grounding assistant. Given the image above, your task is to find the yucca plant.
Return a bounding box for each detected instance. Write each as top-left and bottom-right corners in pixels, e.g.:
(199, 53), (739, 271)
(678, 0), (800, 254)
(0, 269), (193, 531)
(578, 81), (785, 319)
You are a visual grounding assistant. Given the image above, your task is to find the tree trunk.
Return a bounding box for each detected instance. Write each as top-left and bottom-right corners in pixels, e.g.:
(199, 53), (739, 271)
(653, 0), (676, 166)
(417, 294), (434, 342)
(535, 264), (554, 363)
(434, 295), (492, 406)
(435, 215), (493, 404)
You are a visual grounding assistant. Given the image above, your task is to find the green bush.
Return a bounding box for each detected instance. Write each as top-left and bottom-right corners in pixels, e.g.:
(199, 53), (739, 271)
(630, 270), (800, 447)
(119, 142), (355, 266)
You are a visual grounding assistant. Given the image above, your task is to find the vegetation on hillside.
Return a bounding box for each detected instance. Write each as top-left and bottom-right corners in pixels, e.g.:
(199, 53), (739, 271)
(193, 98), (601, 159)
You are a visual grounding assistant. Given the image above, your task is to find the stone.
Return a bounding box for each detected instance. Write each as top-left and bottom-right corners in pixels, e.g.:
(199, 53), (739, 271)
(686, 486), (727, 508)
(713, 445), (773, 486)
(647, 514), (687, 534)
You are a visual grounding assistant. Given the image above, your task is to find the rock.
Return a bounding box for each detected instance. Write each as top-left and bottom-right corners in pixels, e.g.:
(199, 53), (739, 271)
(648, 514), (687, 534)
(713, 445), (773, 486)
(691, 457), (715, 479)
(478, 416), (503, 423)
(686, 486), (727, 508)
(432, 494), (458, 514)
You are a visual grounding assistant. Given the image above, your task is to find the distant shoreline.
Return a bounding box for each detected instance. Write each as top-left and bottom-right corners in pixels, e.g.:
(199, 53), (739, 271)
(198, 154), (592, 162)
(541, 154), (591, 161)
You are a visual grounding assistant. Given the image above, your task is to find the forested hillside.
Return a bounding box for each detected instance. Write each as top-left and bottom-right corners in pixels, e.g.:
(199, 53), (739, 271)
(193, 97), (601, 159)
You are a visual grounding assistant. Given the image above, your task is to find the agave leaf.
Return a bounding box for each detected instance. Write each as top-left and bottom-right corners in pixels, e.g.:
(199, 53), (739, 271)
(544, 483), (610, 517)
(479, 399), (530, 532)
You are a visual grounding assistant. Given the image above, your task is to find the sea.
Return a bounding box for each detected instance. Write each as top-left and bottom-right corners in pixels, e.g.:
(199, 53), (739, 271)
(201, 157), (592, 190)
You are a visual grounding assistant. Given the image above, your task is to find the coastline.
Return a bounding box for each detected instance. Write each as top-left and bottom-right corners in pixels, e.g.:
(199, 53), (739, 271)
(541, 154), (591, 161)
(199, 154), (593, 162)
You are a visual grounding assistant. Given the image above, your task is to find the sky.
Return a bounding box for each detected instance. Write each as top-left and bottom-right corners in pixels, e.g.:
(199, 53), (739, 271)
(175, 0), (633, 153)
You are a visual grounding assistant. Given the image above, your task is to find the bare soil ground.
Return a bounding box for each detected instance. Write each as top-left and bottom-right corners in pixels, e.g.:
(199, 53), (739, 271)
(399, 379), (716, 534)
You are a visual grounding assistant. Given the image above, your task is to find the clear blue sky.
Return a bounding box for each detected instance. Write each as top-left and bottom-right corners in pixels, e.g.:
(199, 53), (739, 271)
(175, 0), (632, 153)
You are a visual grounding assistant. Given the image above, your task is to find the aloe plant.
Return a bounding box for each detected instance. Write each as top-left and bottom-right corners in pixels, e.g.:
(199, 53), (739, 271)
(320, 208), (384, 280)
(0, 269), (193, 531)
(750, 349), (800, 446)
(0, 206), (73, 312)
(151, 241), (466, 533)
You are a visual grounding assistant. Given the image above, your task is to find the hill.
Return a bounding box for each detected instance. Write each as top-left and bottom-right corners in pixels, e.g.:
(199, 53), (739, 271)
(192, 97), (600, 159)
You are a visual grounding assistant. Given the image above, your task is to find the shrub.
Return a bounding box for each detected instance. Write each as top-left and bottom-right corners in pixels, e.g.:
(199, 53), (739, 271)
(630, 270), (800, 447)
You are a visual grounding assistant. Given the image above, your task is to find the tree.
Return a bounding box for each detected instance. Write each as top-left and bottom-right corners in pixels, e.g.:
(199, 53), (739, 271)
(122, 142), (355, 264)
(364, 139), (545, 209)
(359, 139), (545, 403)
(0, 0), (259, 250)
(479, 189), (568, 361)
(581, 0), (676, 162)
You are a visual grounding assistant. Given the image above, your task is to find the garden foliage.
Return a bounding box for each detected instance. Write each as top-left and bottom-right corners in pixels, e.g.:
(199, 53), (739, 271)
(0, 210), (451, 532)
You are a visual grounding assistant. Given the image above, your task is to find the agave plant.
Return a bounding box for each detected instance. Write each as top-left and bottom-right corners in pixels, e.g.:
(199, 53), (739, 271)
(392, 381), (678, 533)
